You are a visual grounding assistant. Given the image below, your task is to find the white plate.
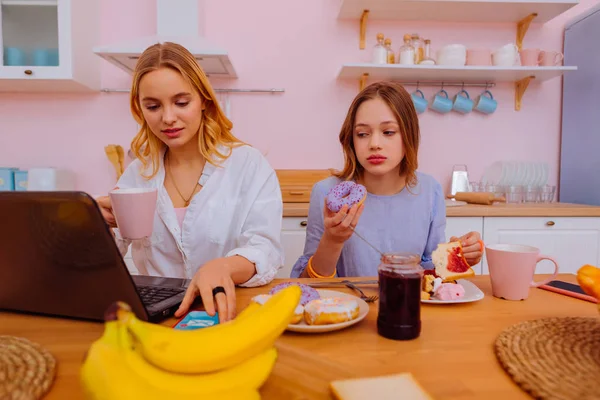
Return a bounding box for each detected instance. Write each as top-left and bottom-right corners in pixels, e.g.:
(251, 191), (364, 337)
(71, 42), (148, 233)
(286, 289), (370, 333)
(421, 279), (484, 304)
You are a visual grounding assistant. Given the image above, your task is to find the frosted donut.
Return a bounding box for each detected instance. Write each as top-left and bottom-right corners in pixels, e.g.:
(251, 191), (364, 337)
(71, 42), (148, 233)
(269, 282), (320, 306)
(326, 181), (367, 213)
(303, 297), (360, 325)
(251, 294), (304, 324)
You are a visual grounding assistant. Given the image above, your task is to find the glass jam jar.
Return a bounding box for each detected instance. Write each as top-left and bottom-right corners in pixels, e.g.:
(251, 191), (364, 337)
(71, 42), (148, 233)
(377, 252), (424, 340)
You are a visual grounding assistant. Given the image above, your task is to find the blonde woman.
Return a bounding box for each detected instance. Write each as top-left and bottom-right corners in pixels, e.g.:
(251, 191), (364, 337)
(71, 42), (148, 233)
(97, 42), (283, 323)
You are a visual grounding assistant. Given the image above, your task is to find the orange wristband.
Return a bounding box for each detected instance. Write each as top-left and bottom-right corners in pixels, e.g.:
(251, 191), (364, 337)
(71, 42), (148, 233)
(307, 256), (336, 278)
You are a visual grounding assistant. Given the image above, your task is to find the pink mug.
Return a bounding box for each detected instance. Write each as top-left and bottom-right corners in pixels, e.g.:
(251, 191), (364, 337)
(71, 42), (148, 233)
(486, 244), (559, 300)
(539, 50), (564, 66)
(520, 48), (541, 66)
(466, 49), (492, 66)
(109, 188), (158, 239)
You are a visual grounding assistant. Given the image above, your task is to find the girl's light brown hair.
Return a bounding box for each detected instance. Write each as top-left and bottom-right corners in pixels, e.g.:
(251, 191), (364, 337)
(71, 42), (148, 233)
(129, 42), (243, 179)
(334, 81), (420, 189)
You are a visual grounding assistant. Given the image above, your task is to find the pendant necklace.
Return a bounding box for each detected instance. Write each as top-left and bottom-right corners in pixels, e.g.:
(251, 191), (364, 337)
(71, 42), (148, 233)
(166, 154), (204, 207)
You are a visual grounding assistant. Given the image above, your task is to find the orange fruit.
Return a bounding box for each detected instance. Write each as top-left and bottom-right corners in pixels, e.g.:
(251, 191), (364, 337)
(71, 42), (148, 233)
(576, 264), (600, 300)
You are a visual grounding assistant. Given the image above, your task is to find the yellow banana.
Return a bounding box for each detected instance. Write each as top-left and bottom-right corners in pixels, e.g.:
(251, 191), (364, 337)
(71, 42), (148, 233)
(117, 285), (300, 373)
(111, 294), (281, 342)
(235, 301), (261, 320)
(118, 322), (278, 393)
(81, 321), (264, 400)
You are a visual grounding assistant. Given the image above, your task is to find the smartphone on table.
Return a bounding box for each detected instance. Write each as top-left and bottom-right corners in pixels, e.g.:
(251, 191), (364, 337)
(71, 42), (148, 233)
(172, 310), (220, 330)
(538, 280), (599, 303)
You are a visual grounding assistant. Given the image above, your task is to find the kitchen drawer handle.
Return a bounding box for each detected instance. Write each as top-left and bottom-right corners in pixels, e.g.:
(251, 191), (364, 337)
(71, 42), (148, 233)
(289, 191), (305, 195)
(300, 221), (307, 227)
(546, 221), (555, 226)
(24, 69), (32, 75)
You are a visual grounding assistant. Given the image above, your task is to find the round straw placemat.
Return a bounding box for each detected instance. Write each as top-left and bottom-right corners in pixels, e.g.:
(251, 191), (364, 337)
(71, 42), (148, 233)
(494, 317), (600, 400)
(0, 335), (56, 400)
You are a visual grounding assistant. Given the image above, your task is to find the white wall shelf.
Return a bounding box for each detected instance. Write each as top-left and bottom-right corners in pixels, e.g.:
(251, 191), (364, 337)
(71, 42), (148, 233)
(340, 0), (578, 52)
(338, 0), (579, 23)
(338, 63), (577, 110)
(338, 63), (576, 83)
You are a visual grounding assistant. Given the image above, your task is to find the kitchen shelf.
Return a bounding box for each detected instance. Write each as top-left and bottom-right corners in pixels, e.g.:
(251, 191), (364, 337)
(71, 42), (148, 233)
(337, 0), (578, 23)
(341, 0), (578, 50)
(338, 63), (576, 82)
(337, 63), (577, 110)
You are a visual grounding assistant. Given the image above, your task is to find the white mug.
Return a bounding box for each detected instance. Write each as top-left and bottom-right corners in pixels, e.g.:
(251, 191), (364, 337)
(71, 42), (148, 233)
(437, 44), (467, 66)
(492, 44), (521, 66)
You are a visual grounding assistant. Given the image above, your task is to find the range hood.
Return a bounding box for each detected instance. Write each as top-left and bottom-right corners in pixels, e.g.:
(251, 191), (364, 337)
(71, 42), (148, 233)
(93, 0), (237, 78)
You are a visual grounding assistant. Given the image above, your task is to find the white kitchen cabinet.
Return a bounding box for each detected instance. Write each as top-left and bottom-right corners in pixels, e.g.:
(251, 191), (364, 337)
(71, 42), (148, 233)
(0, 0), (100, 91)
(481, 217), (600, 275)
(445, 217), (485, 274)
(280, 217), (308, 278)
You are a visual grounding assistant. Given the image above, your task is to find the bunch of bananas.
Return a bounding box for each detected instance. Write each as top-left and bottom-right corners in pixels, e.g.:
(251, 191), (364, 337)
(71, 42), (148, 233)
(80, 285), (301, 399)
(577, 264), (600, 312)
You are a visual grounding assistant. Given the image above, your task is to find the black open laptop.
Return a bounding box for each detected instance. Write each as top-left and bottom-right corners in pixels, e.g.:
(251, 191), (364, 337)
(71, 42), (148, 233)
(0, 191), (188, 323)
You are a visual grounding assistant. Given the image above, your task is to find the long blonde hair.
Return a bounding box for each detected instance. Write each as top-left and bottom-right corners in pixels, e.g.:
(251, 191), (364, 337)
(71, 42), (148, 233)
(129, 42), (244, 179)
(334, 81), (420, 189)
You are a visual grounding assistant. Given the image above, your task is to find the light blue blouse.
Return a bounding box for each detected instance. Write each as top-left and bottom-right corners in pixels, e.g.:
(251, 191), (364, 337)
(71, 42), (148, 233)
(290, 172), (447, 277)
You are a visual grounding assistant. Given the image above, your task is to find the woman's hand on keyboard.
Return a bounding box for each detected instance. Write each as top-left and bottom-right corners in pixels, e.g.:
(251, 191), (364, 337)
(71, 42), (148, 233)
(174, 258), (237, 323)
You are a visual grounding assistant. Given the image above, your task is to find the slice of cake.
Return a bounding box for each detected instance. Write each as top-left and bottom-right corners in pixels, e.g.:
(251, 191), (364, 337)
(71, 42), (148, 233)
(432, 241), (475, 281)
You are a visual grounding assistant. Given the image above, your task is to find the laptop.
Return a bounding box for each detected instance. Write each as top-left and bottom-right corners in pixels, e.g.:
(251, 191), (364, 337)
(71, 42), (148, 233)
(0, 191), (188, 323)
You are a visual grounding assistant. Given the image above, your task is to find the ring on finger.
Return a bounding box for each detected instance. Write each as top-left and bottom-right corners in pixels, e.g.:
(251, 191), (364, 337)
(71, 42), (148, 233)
(212, 286), (226, 297)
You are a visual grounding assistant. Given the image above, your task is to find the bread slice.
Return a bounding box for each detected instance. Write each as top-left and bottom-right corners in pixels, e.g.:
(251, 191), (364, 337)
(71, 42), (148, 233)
(330, 373), (433, 400)
(432, 241), (475, 281)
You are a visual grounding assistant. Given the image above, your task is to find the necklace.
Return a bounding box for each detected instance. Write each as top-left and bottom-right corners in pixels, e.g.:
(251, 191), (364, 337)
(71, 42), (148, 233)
(166, 153), (204, 207)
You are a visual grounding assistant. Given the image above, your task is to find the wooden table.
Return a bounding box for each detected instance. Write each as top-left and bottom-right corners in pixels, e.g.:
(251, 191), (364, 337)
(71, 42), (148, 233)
(1, 274), (597, 399)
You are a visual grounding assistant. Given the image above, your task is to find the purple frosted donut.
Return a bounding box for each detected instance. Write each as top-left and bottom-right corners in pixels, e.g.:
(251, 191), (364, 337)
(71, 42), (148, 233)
(269, 282), (320, 306)
(326, 181), (367, 213)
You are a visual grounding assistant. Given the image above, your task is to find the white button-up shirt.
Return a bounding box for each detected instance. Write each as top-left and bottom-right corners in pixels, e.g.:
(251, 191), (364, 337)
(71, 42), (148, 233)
(113, 145), (284, 287)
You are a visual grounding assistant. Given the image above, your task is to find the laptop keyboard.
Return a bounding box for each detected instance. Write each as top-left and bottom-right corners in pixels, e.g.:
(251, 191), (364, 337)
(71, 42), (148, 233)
(137, 286), (185, 306)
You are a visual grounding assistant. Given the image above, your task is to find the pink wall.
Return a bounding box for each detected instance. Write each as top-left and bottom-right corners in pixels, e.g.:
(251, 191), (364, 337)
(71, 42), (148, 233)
(0, 0), (598, 196)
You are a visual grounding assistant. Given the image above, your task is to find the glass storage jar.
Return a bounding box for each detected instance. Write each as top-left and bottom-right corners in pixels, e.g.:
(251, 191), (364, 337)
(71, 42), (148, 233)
(377, 252), (424, 340)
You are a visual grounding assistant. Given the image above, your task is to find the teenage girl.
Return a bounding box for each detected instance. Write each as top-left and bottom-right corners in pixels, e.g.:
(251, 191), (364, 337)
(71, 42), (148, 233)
(291, 81), (482, 278)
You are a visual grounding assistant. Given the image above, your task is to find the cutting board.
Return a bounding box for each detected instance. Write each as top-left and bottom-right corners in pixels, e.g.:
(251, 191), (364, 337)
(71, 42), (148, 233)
(276, 169), (332, 202)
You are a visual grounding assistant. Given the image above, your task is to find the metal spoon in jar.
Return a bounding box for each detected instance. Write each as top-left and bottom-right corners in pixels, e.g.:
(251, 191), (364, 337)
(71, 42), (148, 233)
(349, 226), (384, 257)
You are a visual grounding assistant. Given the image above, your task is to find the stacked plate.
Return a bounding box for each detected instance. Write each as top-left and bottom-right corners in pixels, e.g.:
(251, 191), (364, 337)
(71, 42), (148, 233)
(481, 161), (550, 187)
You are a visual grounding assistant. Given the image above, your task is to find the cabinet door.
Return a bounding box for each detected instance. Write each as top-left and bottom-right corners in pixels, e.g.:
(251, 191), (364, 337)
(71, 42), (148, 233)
(0, 0), (99, 91)
(279, 217), (308, 278)
(446, 217), (484, 274)
(0, 0), (69, 79)
(481, 217), (600, 275)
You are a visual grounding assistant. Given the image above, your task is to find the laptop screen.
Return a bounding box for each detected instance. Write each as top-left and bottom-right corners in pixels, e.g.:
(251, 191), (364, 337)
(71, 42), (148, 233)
(0, 191), (149, 321)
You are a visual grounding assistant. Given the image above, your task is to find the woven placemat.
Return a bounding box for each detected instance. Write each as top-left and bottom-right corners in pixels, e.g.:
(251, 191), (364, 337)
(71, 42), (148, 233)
(0, 336), (56, 400)
(494, 317), (600, 400)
